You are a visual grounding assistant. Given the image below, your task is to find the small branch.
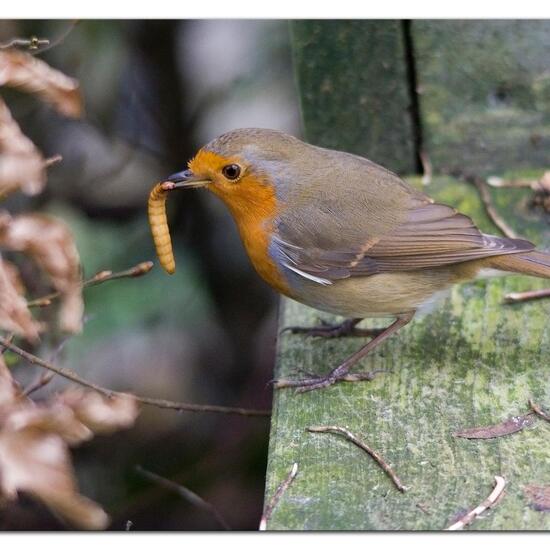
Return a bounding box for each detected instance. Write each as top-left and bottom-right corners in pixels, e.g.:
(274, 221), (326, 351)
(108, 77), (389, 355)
(33, 20), (79, 55)
(22, 370), (55, 396)
(133, 395), (270, 417)
(487, 171), (550, 193)
(445, 475), (506, 530)
(487, 176), (537, 189)
(420, 149), (432, 185)
(504, 288), (550, 304)
(27, 261), (154, 308)
(0, 335), (114, 396)
(529, 399), (550, 423)
(0, 336), (270, 417)
(259, 463), (298, 531)
(0, 332), (14, 355)
(450, 170), (519, 239)
(416, 502), (431, 515)
(0, 37), (50, 50)
(473, 179), (519, 239)
(44, 154), (63, 168)
(22, 336), (70, 396)
(307, 425), (407, 493)
(135, 466), (230, 530)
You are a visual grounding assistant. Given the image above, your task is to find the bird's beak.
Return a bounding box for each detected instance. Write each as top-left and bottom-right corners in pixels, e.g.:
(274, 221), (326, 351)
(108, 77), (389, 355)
(166, 169), (210, 189)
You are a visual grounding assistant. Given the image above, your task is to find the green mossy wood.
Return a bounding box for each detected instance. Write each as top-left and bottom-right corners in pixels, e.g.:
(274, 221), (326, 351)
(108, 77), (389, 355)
(263, 21), (550, 530)
(413, 20), (550, 177)
(290, 20), (418, 174)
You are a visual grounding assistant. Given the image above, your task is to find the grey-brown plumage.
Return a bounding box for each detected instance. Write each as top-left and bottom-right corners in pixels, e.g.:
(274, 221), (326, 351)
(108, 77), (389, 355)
(171, 128), (550, 390)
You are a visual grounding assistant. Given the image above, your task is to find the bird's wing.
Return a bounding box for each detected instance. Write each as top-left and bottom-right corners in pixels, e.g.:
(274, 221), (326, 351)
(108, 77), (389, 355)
(271, 195), (534, 285)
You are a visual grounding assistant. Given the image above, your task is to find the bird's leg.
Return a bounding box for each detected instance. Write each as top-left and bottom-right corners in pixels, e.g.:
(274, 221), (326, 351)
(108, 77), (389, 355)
(274, 312), (414, 393)
(281, 317), (385, 338)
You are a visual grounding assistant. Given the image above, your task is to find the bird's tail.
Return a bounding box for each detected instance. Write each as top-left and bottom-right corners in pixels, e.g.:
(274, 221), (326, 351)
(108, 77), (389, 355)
(489, 250), (550, 279)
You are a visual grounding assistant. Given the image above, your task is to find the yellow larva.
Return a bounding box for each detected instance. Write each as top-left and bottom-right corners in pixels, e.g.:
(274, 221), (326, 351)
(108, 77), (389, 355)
(148, 181), (176, 274)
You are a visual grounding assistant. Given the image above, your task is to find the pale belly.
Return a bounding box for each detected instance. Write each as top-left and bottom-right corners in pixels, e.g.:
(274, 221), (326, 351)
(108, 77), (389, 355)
(281, 266), (477, 318)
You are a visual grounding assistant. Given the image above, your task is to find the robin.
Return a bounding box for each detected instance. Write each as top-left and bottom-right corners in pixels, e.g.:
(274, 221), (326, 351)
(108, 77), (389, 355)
(164, 128), (550, 392)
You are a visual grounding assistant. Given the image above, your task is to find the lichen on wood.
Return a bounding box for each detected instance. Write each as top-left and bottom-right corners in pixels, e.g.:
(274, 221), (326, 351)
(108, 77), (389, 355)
(264, 176), (550, 530)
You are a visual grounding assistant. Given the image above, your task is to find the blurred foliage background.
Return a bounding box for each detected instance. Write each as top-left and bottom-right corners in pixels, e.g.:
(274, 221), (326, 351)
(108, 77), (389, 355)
(0, 19), (301, 530)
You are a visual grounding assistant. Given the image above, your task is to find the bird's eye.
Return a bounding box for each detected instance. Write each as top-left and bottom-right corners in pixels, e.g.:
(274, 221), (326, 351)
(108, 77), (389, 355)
(222, 164), (241, 181)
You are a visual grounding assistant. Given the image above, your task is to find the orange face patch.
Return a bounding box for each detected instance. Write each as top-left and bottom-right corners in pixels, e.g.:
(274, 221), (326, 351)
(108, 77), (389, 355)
(188, 149), (234, 178)
(189, 148), (292, 296)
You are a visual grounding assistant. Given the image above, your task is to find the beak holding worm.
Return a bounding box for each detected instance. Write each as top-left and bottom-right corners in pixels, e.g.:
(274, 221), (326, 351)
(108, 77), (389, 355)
(147, 170), (209, 274)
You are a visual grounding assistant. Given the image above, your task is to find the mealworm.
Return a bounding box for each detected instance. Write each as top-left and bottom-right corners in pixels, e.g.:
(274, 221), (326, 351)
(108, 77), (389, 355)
(148, 181), (177, 274)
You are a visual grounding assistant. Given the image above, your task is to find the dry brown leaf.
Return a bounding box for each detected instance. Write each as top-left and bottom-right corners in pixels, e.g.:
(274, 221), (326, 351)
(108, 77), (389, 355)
(0, 354), (19, 409)
(0, 375), (139, 528)
(0, 382), (140, 528)
(0, 49), (82, 118)
(1, 258), (25, 294)
(0, 428), (108, 529)
(0, 256), (40, 341)
(0, 96), (46, 197)
(524, 485), (550, 512)
(58, 389), (139, 434)
(453, 414), (534, 439)
(0, 213), (83, 333)
(3, 403), (93, 446)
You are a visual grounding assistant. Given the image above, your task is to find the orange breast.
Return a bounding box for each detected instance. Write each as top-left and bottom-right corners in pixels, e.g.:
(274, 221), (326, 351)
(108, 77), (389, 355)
(188, 149), (291, 296)
(212, 177), (291, 296)
(235, 212), (291, 297)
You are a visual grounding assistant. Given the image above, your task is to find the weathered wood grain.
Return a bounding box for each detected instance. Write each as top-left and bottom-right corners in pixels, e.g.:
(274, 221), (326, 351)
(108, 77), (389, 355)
(290, 20), (417, 174)
(263, 20), (550, 531)
(413, 20), (550, 177)
(264, 175), (550, 530)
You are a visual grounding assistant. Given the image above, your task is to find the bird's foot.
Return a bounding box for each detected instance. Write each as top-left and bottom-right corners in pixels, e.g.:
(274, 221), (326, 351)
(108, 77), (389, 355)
(280, 318), (383, 339)
(273, 368), (388, 393)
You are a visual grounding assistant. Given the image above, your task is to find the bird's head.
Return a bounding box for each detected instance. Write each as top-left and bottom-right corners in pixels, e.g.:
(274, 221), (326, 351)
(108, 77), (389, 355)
(167, 128), (310, 218)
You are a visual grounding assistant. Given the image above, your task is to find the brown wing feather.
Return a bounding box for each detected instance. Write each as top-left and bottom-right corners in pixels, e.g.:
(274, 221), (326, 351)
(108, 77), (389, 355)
(273, 199), (534, 282)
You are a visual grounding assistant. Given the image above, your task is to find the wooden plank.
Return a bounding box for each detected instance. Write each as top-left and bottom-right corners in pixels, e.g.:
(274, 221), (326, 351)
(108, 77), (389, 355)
(291, 20), (417, 174)
(264, 174), (550, 530)
(263, 20), (550, 531)
(413, 20), (550, 176)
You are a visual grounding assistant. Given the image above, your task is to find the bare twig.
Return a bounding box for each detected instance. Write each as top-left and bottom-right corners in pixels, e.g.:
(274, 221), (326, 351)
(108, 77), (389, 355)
(529, 399), (550, 423)
(473, 178), (519, 239)
(0, 332), (14, 355)
(487, 172), (550, 192)
(445, 476), (506, 530)
(504, 288), (550, 304)
(0, 336), (271, 417)
(0, 37), (50, 50)
(135, 466), (230, 530)
(132, 395), (269, 417)
(420, 149), (432, 186)
(22, 336), (71, 396)
(44, 154), (63, 168)
(33, 21), (79, 55)
(22, 370), (56, 396)
(307, 425), (407, 493)
(416, 502), (431, 515)
(259, 463), (298, 531)
(450, 170), (519, 239)
(27, 261), (154, 308)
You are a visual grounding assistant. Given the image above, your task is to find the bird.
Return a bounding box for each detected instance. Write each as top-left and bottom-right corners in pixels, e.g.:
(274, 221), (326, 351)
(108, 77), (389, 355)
(164, 128), (550, 392)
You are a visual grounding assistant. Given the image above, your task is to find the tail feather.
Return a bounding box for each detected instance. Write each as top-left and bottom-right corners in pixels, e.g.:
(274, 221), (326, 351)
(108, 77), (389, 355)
(489, 250), (550, 279)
